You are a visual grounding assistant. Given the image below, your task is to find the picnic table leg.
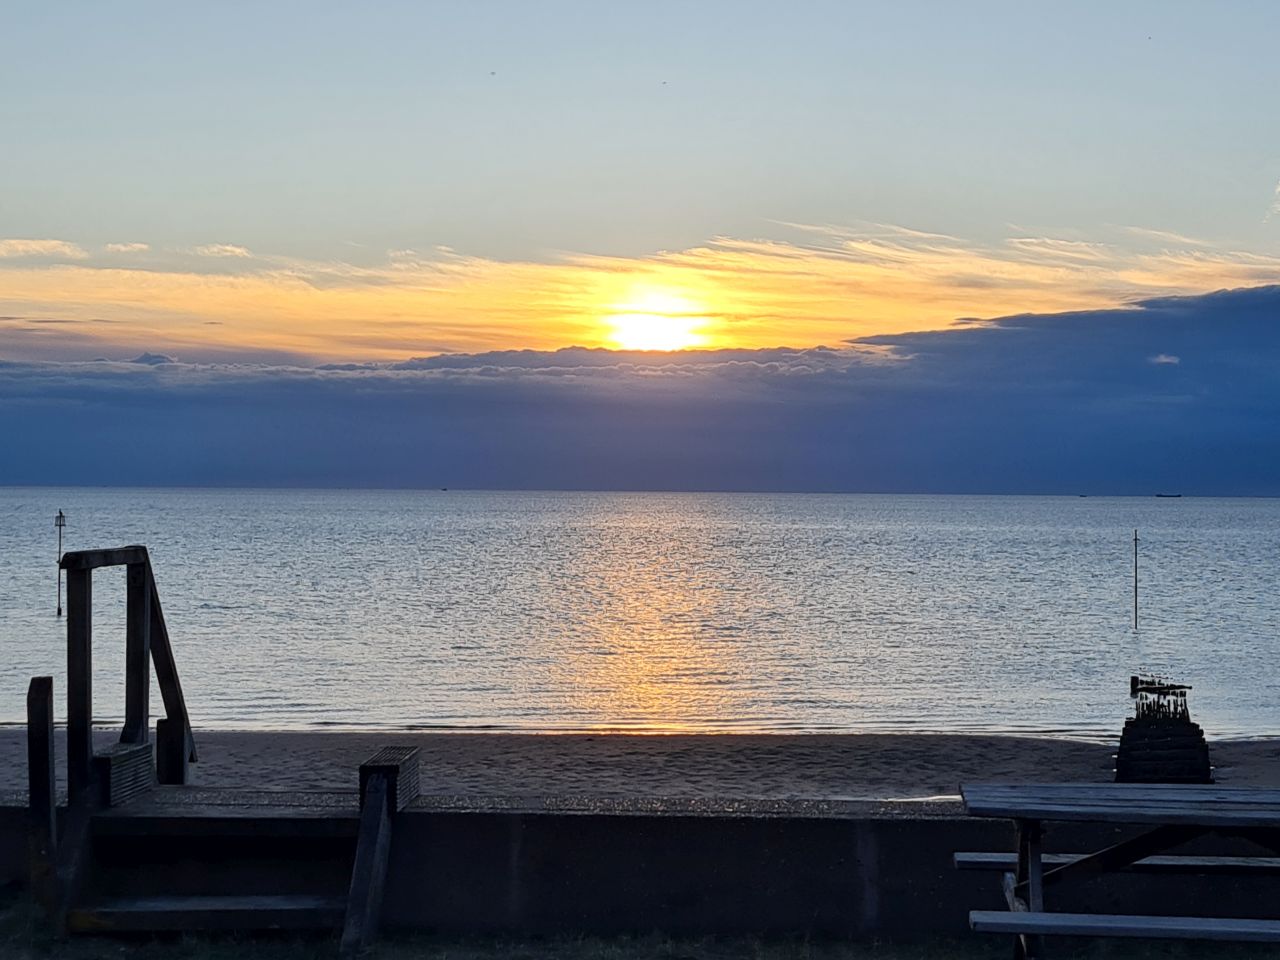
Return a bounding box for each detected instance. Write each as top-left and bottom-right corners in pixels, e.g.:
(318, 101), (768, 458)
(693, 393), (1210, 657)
(1015, 818), (1045, 959)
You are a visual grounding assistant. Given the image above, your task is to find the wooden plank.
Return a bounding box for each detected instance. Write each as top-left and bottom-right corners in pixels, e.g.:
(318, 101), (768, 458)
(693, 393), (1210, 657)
(26, 676), (57, 912)
(970, 801), (1280, 815)
(155, 717), (192, 786)
(1015, 819), (1044, 911)
(52, 800), (93, 936)
(956, 852), (1280, 876)
(964, 783), (1280, 804)
(60, 545), (149, 571)
(970, 910), (1280, 942)
(1036, 824), (1207, 890)
(341, 774), (393, 957)
(359, 745), (420, 812)
(65, 568), (93, 801)
(1013, 819), (1043, 958)
(964, 805), (1280, 828)
(960, 783), (1280, 826)
(967, 796), (1280, 814)
(93, 742), (155, 807)
(93, 806), (360, 839)
(149, 570), (197, 771)
(964, 795), (1280, 812)
(964, 782), (1280, 796)
(67, 894), (345, 933)
(122, 561), (151, 745)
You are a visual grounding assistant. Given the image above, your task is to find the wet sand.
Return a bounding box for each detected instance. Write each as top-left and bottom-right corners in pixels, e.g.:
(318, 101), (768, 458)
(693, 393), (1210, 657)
(1, 730), (1276, 800)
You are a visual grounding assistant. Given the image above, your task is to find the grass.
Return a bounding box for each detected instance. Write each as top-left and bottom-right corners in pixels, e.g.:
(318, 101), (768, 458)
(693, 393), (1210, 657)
(3, 889), (1278, 960)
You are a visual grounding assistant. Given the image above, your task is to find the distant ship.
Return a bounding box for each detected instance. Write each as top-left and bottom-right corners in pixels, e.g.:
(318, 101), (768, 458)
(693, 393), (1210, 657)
(1154, 493), (1182, 498)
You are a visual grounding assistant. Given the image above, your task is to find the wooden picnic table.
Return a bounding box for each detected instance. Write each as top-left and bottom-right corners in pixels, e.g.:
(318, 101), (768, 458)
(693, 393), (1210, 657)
(957, 783), (1280, 958)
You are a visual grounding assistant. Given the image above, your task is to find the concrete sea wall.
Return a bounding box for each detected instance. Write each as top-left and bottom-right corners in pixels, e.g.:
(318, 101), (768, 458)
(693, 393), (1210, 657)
(3, 799), (1279, 938)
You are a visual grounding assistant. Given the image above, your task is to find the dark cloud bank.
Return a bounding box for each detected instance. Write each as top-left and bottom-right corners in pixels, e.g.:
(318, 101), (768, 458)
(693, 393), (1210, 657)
(2, 286), (1278, 494)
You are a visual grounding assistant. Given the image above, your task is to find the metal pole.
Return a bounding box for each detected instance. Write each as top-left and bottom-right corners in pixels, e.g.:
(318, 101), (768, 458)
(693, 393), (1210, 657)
(1133, 528), (1139, 631)
(55, 510), (65, 617)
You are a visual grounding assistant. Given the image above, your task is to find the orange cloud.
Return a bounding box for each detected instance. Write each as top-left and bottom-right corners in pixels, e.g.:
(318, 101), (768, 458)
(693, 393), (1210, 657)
(2, 224), (1279, 361)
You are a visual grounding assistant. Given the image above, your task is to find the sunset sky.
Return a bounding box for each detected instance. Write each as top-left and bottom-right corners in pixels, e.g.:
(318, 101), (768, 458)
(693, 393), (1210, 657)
(6, 2), (1280, 362)
(4, 3), (1280, 491)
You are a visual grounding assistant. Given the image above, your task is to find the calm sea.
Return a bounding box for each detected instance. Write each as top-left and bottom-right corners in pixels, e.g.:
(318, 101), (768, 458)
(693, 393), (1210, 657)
(1, 488), (1276, 739)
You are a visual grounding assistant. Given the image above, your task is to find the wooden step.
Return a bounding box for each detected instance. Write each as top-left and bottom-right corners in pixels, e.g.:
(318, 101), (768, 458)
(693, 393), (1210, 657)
(68, 894), (345, 932)
(92, 794), (360, 839)
(970, 910), (1280, 942)
(92, 812), (359, 839)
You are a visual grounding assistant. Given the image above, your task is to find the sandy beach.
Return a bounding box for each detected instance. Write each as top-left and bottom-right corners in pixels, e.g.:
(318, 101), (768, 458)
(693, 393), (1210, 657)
(2, 730), (1277, 800)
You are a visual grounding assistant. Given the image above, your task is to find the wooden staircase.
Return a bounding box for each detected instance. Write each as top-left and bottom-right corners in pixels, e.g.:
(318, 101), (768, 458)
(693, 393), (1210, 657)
(27, 546), (415, 955)
(69, 794), (357, 933)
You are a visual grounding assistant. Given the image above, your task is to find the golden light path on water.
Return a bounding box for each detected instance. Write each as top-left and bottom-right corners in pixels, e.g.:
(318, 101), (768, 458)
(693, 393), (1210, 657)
(558, 506), (742, 727)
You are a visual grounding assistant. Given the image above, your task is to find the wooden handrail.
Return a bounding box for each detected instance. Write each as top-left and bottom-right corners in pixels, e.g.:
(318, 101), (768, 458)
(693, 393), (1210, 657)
(59, 546), (149, 571)
(150, 571), (198, 769)
(27, 677), (56, 910)
(59, 545), (197, 800)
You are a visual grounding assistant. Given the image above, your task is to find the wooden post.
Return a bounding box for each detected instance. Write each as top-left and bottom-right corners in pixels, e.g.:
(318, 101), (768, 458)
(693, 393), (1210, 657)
(155, 718), (191, 786)
(341, 775), (393, 957)
(343, 747), (418, 956)
(65, 568), (93, 801)
(27, 676), (57, 911)
(122, 562), (151, 745)
(1014, 819), (1044, 960)
(149, 571), (197, 773)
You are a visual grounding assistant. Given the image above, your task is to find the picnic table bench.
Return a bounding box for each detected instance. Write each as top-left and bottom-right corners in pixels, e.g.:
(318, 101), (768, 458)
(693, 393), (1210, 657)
(956, 783), (1280, 957)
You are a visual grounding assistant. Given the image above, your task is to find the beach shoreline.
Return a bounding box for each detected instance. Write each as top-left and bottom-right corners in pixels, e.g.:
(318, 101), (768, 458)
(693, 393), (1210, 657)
(2, 730), (1276, 799)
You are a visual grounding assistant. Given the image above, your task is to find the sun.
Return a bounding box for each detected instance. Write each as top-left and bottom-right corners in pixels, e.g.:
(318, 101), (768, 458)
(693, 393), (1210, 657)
(604, 289), (710, 351)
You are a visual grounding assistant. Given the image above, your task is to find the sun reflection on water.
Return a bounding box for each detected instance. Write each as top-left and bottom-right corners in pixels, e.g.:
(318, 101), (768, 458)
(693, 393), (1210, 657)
(557, 517), (746, 730)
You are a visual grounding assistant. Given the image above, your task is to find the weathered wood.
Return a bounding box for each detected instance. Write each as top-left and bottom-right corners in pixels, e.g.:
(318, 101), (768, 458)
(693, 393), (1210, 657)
(93, 742), (155, 807)
(961, 783), (1280, 952)
(122, 562), (151, 745)
(359, 745), (420, 813)
(155, 717), (192, 785)
(962, 783), (1280, 827)
(27, 676), (57, 912)
(149, 572), (197, 769)
(1034, 823), (1206, 891)
(93, 809), (361, 839)
(59, 545), (149, 571)
(965, 783), (1280, 804)
(65, 568), (93, 801)
(60, 547), (148, 570)
(957, 852), (1280, 876)
(52, 801), (93, 936)
(67, 894), (345, 933)
(341, 774), (393, 956)
(1015, 820), (1044, 910)
(970, 910), (1280, 942)
(1013, 820), (1043, 959)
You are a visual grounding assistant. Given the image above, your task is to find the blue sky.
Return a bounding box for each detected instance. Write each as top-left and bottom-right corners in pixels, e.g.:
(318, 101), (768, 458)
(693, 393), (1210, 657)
(6, 1), (1280, 264)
